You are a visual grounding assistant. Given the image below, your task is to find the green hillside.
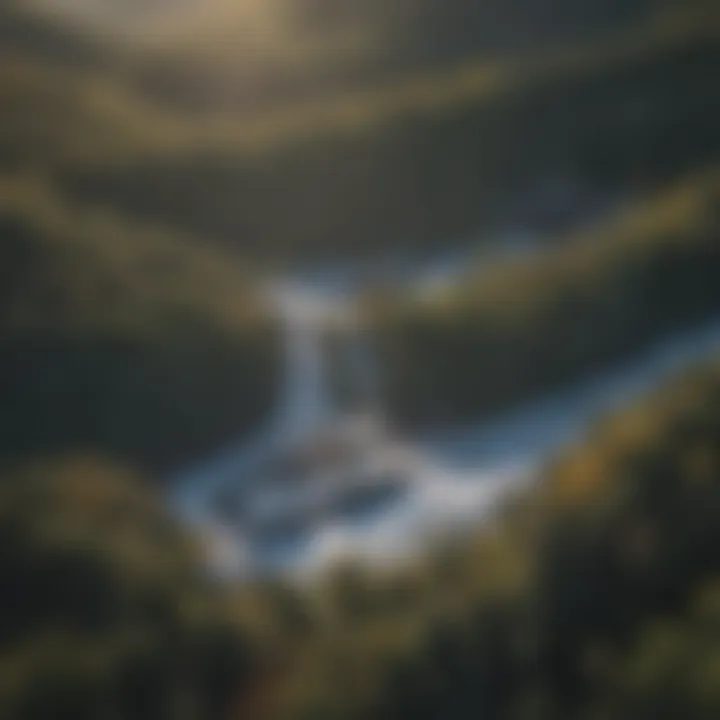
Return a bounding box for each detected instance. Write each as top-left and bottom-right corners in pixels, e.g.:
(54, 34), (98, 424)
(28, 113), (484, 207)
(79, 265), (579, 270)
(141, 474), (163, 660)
(0, 0), (718, 462)
(4, 327), (720, 719)
(2, 3), (720, 717)
(56, 17), (720, 264)
(0, 4), (284, 472)
(0, 178), (279, 473)
(1, 2), (717, 266)
(239, 359), (720, 719)
(0, 456), (261, 720)
(370, 170), (720, 429)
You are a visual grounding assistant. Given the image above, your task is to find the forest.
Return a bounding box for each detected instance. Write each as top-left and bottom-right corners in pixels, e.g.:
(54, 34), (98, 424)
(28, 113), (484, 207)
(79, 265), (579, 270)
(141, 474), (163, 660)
(1, 0), (720, 718)
(252, 359), (720, 719)
(0, 176), (279, 474)
(49, 16), (720, 264)
(4, 357), (720, 719)
(370, 170), (720, 428)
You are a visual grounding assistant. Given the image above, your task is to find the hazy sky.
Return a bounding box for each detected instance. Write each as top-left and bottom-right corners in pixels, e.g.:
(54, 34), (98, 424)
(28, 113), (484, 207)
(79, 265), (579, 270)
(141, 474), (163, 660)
(36, 0), (378, 71)
(35, 0), (289, 35)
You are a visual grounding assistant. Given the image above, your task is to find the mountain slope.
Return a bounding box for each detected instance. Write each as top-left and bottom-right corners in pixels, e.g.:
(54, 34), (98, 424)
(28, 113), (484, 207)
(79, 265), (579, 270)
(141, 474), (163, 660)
(58, 18), (720, 264)
(370, 170), (720, 428)
(0, 178), (279, 473)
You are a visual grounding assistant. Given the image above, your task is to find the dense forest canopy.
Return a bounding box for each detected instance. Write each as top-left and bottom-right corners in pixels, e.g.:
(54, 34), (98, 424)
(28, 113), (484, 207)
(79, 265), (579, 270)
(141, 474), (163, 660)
(0, 176), (279, 474)
(5, 360), (720, 719)
(227, 361), (720, 719)
(2, 1), (720, 718)
(0, 456), (262, 720)
(370, 170), (720, 428)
